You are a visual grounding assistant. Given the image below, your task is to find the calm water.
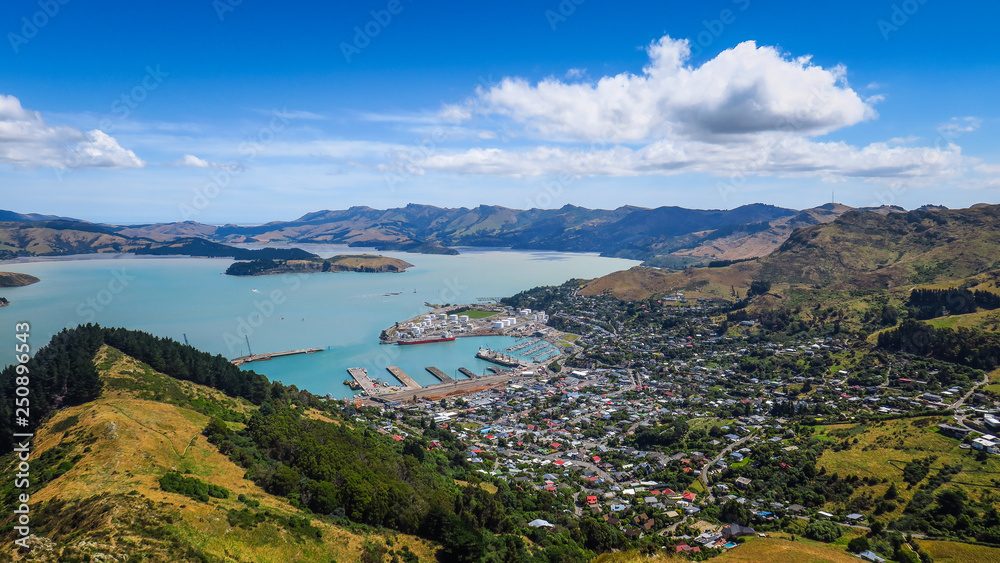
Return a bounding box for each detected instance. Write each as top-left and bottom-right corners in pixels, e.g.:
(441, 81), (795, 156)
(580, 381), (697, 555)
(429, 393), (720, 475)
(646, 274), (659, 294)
(0, 247), (636, 397)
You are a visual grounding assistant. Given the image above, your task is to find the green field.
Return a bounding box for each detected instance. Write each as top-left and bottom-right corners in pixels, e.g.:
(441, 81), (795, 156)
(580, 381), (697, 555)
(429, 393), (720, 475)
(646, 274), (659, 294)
(457, 308), (499, 319)
(815, 416), (1000, 515)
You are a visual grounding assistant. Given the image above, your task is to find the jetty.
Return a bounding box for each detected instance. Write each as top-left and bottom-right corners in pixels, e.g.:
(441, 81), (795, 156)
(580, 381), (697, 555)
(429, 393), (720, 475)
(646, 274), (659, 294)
(458, 367), (478, 379)
(231, 347), (323, 366)
(347, 367), (379, 395)
(386, 366), (421, 390)
(425, 366), (454, 383)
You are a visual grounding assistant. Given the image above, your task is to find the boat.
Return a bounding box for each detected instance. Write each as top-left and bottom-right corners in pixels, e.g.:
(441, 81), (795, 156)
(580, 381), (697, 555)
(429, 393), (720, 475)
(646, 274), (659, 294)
(397, 335), (456, 345)
(476, 347), (521, 367)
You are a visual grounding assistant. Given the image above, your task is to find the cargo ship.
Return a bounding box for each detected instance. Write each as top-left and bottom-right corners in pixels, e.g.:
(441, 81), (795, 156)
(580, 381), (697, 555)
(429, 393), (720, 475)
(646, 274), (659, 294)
(476, 347), (521, 367)
(397, 334), (456, 345)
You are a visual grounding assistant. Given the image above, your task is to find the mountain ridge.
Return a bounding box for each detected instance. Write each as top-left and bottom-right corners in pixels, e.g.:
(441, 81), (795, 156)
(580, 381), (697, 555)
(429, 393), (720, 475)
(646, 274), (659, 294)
(0, 202), (856, 262)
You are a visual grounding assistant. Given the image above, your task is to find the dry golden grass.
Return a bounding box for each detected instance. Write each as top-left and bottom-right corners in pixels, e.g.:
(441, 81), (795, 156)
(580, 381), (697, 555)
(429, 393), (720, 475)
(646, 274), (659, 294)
(714, 536), (858, 563)
(10, 348), (439, 562)
(916, 539), (1000, 562)
(581, 262), (758, 301)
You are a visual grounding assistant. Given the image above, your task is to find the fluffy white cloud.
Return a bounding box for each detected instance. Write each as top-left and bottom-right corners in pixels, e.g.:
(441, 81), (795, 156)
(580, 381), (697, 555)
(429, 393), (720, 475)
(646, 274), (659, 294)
(0, 94), (143, 168)
(467, 36), (875, 143)
(396, 35), (977, 183)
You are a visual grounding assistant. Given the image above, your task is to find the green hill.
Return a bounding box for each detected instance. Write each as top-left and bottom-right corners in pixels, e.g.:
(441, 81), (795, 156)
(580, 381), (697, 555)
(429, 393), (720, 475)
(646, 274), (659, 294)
(0, 345), (436, 561)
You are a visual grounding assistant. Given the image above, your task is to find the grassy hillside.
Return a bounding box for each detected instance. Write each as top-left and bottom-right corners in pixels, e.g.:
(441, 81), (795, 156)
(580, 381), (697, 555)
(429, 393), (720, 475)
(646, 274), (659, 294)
(1, 346), (436, 561)
(814, 417), (1000, 526)
(582, 205), (1000, 310)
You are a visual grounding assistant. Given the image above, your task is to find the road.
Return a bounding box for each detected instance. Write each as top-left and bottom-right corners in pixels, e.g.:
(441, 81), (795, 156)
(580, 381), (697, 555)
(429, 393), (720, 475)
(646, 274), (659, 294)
(700, 432), (756, 502)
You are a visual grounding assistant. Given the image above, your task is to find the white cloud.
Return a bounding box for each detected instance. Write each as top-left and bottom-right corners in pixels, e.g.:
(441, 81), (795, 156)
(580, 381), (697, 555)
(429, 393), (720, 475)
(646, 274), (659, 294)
(410, 136), (963, 181)
(464, 36), (875, 143)
(0, 94), (143, 168)
(177, 154), (212, 168)
(391, 35), (980, 184)
(937, 116), (981, 137)
(269, 109), (326, 121)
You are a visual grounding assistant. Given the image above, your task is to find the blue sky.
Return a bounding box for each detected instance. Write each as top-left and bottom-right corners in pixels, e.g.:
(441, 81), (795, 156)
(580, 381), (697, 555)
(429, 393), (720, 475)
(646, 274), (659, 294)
(1, 0), (998, 223)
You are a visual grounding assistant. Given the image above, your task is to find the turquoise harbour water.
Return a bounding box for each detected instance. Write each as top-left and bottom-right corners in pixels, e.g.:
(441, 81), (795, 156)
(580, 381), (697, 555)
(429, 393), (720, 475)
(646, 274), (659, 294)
(0, 246), (637, 397)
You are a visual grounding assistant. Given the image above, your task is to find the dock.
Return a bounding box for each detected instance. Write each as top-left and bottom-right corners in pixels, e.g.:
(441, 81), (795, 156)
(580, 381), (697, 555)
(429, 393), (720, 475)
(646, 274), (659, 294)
(387, 366), (421, 389)
(425, 366), (454, 383)
(347, 367), (379, 395)
(232, 347), (323, 366)
(458, 367), (478, 379)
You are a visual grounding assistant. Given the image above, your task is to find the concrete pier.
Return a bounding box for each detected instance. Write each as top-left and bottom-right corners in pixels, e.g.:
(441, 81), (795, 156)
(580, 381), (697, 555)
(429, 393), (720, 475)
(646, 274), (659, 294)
(347, 367), (379, 395)
(231, 347), (323, 366)
(425, 366), (454, 383)
(387, 366), (421, 389)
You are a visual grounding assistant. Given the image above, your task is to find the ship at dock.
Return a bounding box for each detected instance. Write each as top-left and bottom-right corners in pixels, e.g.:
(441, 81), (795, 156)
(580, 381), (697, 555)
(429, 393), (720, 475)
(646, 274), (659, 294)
(397, 333), (456, 345)
(476, 347), (521, 368)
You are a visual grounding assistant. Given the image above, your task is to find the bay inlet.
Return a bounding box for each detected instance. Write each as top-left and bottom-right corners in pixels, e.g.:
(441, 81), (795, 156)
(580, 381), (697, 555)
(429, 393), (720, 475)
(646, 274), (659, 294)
(0, 246), (638, 397)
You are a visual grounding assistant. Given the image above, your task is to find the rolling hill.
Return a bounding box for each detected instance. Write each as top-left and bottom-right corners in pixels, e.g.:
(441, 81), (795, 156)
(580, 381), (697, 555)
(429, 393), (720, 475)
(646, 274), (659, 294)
(582, 203), (1000, 301)
(0, 345), (435, 561)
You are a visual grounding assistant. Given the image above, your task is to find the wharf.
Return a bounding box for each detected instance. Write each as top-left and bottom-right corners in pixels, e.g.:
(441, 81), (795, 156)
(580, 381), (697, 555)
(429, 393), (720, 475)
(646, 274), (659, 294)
(425, 366), (454, 383)
(458, 367), (478, 379)
(232, 347), (323, 366)
(347, 367), (379, 395)
(387, 366), (421, 389)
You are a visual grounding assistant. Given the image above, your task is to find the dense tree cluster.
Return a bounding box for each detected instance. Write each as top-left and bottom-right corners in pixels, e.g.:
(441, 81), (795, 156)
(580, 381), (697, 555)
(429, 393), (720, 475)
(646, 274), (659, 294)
(907, 288), (1000, 320)
(0, 325), (104, 450)
(877, 320), (1000, 370)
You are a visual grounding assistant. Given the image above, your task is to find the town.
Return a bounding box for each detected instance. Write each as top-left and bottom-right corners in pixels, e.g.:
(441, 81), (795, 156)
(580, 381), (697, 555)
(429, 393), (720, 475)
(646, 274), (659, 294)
(349, 281), (1000, 560)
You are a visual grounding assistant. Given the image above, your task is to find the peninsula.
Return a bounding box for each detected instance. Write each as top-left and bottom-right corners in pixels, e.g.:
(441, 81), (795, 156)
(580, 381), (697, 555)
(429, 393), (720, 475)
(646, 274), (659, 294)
(224, 254), (413, 276)
(0, 271), (40, 287)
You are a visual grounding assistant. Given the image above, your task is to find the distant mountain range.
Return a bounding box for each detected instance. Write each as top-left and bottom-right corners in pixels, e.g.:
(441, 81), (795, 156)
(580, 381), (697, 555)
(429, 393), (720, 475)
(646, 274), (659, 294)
(0, 202), (878, 263)
(582, 203), (1000, 300)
